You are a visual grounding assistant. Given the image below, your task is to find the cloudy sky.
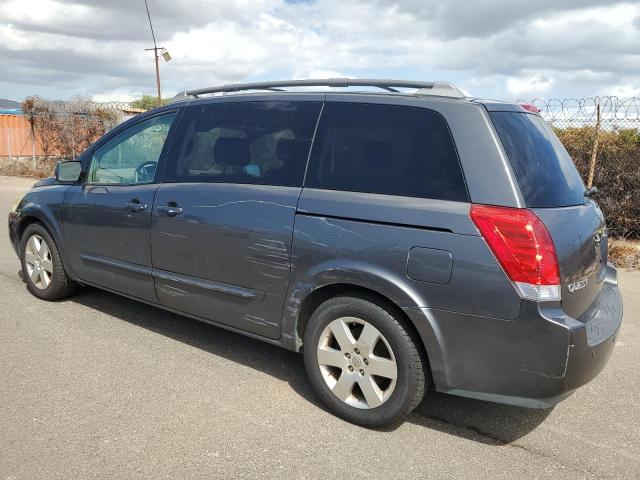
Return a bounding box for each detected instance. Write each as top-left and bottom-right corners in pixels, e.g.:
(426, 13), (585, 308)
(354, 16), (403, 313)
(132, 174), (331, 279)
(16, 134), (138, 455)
(1, 0), (639, 102)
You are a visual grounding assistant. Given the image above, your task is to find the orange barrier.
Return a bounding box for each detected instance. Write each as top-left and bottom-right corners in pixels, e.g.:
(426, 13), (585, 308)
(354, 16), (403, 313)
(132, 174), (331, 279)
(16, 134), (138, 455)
(0, 114), (42, 157)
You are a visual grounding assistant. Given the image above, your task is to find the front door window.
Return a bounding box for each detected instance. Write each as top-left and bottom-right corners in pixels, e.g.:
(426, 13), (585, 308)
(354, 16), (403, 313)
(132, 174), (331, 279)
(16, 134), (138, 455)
(87, 113), (176, 185)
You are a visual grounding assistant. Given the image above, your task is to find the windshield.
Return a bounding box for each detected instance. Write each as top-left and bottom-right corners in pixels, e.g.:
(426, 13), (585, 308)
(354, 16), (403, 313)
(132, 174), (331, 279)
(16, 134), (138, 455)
(490, 112), (586, 208)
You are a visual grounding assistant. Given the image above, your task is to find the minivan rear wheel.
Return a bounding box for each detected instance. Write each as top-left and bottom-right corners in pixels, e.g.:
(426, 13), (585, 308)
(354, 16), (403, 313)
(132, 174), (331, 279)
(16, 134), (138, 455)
(303, 295), (426, 427)
(20, 223), (76, 301)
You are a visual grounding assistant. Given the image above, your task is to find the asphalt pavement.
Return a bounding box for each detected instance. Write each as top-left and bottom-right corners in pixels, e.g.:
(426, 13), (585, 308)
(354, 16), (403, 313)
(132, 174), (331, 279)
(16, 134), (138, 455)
(0, 176), (638, 479)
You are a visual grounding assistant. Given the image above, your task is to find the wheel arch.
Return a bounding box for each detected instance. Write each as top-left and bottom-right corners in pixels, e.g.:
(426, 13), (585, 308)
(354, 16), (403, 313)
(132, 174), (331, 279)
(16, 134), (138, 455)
(17, 214), (47, 241)
(281, 262), (448, 388)
(15, 209), (77, 281)
(295, 283), (413, 346)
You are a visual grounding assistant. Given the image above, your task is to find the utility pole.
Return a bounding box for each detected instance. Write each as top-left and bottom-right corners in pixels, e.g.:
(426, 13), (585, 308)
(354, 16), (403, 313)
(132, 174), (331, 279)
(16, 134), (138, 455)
(145, 46), (163, 105)
(587, 97), (602, 189)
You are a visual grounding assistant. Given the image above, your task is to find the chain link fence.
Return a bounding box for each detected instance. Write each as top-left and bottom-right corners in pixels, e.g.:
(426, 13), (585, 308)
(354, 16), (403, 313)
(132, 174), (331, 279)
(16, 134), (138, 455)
(520, 96), (640, 130)
(7, 96), (639, 165)
(518, 96), (640, 239)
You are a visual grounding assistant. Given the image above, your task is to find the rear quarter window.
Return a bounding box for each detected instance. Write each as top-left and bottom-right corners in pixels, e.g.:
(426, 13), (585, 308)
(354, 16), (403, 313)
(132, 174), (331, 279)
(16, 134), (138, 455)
(305, 102), (469, 202)
(490, 112), (586, 208)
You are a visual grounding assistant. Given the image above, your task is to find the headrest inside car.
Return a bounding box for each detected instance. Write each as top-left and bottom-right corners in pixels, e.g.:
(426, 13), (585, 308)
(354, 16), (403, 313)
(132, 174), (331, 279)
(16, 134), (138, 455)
(214, 137), (250, 166)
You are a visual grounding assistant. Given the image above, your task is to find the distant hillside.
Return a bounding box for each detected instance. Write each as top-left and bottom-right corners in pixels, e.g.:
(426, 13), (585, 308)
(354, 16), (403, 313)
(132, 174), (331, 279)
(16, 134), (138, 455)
(0, 99), (21, 110)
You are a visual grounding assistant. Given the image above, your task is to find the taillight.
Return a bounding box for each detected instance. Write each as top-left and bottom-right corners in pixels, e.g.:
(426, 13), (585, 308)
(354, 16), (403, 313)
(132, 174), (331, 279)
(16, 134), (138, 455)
(470, 204), (561, 302)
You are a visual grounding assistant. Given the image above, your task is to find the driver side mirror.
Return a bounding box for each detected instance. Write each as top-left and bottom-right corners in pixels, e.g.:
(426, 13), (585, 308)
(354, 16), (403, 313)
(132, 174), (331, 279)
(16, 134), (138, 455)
(55, 161), (83, 183)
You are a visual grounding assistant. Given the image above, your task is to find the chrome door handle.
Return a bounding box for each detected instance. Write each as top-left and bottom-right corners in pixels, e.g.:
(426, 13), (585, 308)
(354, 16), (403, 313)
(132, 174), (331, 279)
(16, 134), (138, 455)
(157, 205), (184, 216)
(124, 201), (148, 212)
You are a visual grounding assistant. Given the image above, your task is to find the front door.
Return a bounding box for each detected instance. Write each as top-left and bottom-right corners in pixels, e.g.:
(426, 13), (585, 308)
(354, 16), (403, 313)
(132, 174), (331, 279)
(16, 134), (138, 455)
(151, 99), (322, 338)
(63, 112), (177, 302)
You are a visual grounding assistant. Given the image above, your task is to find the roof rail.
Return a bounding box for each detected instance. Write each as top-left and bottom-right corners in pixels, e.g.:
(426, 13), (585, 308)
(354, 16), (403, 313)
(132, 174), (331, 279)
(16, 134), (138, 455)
(175, 78), (465, 99)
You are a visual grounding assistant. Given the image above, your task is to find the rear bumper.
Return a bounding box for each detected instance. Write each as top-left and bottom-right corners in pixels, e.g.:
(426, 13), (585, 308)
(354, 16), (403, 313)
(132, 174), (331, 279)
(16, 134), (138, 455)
(421, 264), (623, 408)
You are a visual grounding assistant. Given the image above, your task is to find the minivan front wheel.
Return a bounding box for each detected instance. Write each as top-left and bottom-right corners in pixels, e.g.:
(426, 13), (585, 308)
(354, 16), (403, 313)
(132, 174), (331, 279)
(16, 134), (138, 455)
(20, 223), (76, 301)
(304, 295), (426, 427)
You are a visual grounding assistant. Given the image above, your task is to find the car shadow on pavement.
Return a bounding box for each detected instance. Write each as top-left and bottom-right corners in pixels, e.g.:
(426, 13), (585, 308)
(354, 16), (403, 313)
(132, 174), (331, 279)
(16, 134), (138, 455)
(69, 286), (552, 443)
(411, 392), (552, 444)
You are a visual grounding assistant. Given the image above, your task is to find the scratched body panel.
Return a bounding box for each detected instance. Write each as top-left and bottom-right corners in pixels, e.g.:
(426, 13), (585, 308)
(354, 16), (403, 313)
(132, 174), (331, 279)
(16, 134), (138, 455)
(150, 182), (298, 339)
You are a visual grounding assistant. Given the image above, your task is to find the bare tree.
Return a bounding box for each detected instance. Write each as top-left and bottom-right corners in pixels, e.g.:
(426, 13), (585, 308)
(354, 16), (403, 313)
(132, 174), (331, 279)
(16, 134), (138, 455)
(22, 96), (122, 161)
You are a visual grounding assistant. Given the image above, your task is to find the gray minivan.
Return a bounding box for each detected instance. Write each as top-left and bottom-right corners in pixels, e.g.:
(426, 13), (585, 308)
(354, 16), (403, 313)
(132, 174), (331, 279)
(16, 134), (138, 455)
(8, 79), (623, 427)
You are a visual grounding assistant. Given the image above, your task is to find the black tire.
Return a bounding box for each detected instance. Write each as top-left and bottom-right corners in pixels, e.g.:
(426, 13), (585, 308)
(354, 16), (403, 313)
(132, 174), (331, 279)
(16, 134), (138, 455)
(303, 295), (427, 428)
(20, 223), (77, 301)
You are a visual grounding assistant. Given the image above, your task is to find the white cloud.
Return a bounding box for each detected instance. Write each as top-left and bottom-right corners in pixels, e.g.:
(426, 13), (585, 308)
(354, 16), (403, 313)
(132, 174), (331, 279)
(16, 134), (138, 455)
(0, 0), (639, 101)
(507, 75), (555, 98)
(604, 84), (640, 98)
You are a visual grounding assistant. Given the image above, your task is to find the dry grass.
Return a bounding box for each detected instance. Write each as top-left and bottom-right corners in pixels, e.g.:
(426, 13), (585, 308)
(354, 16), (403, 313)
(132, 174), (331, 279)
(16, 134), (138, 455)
(0, 158), (56, 179)
(609, 238), (640, 270)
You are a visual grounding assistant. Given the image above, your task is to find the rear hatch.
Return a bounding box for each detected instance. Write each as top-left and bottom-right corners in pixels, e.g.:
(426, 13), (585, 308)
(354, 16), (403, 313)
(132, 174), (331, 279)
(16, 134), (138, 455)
(490, 110), (607, 319)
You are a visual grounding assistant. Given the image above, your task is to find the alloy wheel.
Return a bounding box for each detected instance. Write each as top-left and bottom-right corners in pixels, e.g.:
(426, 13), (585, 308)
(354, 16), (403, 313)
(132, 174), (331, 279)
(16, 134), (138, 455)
(24, 234), (53, 290)
(317, 316), (398, 409)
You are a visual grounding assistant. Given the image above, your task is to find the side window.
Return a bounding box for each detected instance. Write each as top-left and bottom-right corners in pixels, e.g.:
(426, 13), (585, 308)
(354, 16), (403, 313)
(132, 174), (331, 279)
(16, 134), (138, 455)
(306, 102), (468, 202)
(163, 101), (322, 186)
(87, 113), (176, 185)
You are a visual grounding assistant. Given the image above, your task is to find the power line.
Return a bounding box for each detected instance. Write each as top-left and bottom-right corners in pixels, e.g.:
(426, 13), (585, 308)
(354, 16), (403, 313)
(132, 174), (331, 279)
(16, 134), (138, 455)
(144, 0), (157, 49)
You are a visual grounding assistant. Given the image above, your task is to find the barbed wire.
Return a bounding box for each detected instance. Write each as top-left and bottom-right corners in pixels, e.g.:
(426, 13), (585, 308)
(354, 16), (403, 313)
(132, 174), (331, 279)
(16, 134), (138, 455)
(519, 96), (640, 129)
(19, 99), (144, 118)
(13, 96), (640, 130)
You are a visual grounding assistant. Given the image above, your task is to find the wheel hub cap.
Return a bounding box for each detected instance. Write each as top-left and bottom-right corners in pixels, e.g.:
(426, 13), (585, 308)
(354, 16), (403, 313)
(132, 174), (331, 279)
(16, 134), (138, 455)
(317, 316), (398, 409)
(24, 234), (53, 290)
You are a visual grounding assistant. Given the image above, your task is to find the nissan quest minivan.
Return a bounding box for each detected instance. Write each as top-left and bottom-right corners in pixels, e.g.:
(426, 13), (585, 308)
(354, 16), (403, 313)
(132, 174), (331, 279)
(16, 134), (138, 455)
(8, 79), (623, 427)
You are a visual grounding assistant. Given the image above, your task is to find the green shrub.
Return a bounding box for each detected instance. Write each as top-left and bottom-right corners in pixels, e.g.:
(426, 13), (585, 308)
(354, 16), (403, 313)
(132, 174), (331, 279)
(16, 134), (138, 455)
(555, 127), (640, 238)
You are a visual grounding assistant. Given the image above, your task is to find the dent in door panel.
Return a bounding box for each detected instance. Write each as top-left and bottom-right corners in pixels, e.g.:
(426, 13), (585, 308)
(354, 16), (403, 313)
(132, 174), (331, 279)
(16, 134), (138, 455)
(153, 268), (263, 299)
(151, 183), (300, 339)
(286, 214), (520, 319)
